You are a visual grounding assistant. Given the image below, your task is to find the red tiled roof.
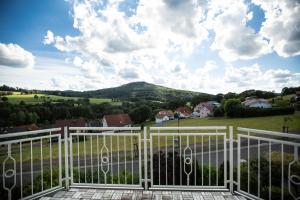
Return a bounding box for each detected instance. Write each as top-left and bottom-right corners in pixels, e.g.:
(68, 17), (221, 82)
(6, 124), (39, 133)
(103, 114), (132, 127)
(176, 106), (192, 115)
(16, 124), (39, 131)
(156, 110), (174, 118)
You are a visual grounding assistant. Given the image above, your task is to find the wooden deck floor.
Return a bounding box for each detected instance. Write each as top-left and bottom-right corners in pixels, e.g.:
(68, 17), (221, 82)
(40, 188), (247, 200)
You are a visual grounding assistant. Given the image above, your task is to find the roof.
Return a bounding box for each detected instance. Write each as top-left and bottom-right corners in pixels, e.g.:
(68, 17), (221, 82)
(103, 114), (132, 127)
(194, 102), (214, 113)
(242, 98), (270, 106)
(176, 106), (192, 115)
(7, 124), (39, 133)
(55, 118), (86, 128)
(156, 110), (174, 119)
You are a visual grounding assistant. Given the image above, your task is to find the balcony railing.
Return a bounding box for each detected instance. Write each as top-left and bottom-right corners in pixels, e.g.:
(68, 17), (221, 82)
(1, 126), (299, 200)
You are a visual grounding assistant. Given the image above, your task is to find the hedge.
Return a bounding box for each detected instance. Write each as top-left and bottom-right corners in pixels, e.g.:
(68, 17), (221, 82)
(228, 106), (295, 118)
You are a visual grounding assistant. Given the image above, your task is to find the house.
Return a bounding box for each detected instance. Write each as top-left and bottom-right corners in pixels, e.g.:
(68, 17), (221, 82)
(155, 110), (174, 123)
(6, 123), (39, 133)
(193, 103), (214, 118)
(175, 106), (192, 118)
(102, 114), (132, 127)
(242, 97), (272, 108)
(54, 118), (87, 134)
(193, 101), (220, 118)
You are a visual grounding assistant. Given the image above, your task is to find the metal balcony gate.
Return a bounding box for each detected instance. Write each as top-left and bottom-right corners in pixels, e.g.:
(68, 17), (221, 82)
(67, 127), (143, 190)
(145, 126), (231, 191)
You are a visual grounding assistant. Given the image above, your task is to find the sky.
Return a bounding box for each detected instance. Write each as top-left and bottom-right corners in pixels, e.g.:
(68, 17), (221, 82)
(0, 0), (300, 94)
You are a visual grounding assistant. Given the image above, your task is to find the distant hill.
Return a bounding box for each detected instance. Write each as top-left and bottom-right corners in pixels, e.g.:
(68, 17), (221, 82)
(0, 82), (210, 102)
(82, 82), (205, 101)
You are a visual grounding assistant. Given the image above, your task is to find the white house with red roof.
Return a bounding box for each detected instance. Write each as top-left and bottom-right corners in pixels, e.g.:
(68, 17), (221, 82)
(175, 106), (192, 118)
(102, 114), (132, 127)
(155, 110), (174, 123)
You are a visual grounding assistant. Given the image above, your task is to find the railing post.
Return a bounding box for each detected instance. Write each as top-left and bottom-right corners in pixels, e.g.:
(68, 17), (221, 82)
(144, 126), (148, 190)
(64, 126), (69, 189)
(229, 126), (234, 193)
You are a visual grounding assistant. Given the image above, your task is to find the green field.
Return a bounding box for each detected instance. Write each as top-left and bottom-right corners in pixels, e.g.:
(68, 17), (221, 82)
(3, 92), (121, 105)
(162, 114), (300, 134)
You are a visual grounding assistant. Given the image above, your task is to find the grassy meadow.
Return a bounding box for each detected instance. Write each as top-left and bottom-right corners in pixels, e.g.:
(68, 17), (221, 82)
(162, 114), (300, 134)
(3, 92), (121, 105)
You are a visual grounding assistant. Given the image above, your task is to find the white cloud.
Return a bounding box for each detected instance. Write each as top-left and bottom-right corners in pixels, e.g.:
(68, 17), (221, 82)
(34, 0), (300, 94)
(43, 30), (54, 45)
(253, 0), (300, 57)
(44, 0), (209, 87)
(0, 43), (35, 68)
(206, 0), (271, 61)
(224, 64), (300, 91)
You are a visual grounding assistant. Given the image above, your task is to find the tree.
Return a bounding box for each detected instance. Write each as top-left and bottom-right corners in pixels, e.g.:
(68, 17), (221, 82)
(34, 94), (39, 99)
(167, 99), (186, 110)
(224, 99), (242, 117)
(191, 94), (211, 107)
(1, 96), (8, 102)
(224, 92), (239, 100)
(129, 105), (152, 124)
(212, 93), (224, 103)
(9, 111), (26, 125)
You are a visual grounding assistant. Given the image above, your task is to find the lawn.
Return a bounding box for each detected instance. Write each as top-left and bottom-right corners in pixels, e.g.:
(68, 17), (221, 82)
(162, 114), (300, 134)
(3, 92), (121, 105)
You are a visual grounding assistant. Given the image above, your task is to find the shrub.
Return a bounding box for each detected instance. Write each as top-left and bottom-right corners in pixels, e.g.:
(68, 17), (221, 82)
(240, 152), (300, 199)
(242, 106), (294, 117)
(213, 107), (225, 117)
(151, 151), (224, 186)
(224, 99), (243, 117)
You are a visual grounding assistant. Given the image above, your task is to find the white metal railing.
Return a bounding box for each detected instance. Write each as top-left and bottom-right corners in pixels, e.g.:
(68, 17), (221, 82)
(67, 127), (143, 190)
(236, 127), (300, 200)
(2, 126), (299, 200)
(148, 126), (230, 191)
(0, 128), (62, 200)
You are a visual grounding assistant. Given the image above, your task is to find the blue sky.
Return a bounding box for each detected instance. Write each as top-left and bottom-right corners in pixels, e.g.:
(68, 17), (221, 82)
(0, 0), (299, 94)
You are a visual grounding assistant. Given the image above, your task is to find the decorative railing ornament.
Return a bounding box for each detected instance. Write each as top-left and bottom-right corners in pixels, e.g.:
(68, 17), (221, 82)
(100, 137), (110, 178)
(2, 143), (16, 200)
(183, 145), (193, 185)
(288, 147), (300, 200)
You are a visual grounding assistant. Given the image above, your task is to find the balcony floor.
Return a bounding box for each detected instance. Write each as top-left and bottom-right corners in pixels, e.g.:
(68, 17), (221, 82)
(40, 188), (247, 200)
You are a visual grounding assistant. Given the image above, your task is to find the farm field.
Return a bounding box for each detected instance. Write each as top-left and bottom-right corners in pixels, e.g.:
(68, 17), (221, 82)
(3, 92), (121, 105)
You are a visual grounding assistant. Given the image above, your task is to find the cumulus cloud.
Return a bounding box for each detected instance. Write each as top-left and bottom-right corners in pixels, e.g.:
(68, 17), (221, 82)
(224, 64), (300, 90)
(0, 43), (35, 68)
(206, 0), (271, 61)
(43, 30), (54, 45)
(253, 0), (300, 57)
(44, 0), (208, 85)
(38, 0), (300, 93)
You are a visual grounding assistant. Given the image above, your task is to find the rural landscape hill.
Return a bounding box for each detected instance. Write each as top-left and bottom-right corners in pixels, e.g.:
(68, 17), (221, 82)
(82, 82), (205, 101)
